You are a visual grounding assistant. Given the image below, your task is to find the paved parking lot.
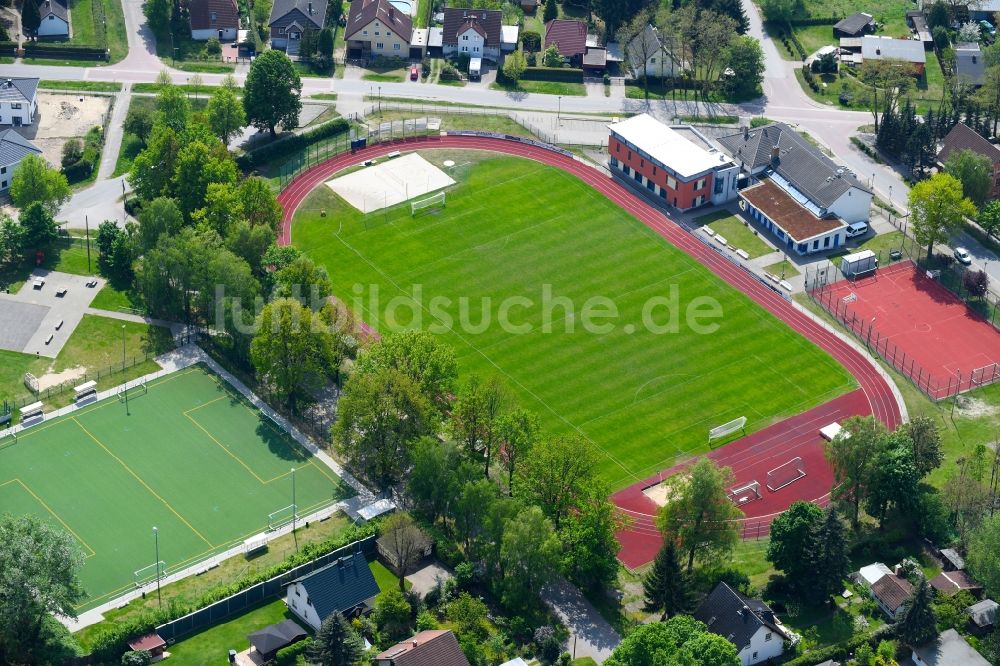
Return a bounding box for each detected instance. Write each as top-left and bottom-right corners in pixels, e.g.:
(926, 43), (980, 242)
(0, 270), (105, 358)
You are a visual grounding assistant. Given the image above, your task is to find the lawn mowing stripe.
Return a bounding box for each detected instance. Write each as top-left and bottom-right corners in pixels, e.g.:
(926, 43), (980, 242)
(183, 401), (281, 485)
(0, 479), (97, 557)
(71, 417), (215, 548)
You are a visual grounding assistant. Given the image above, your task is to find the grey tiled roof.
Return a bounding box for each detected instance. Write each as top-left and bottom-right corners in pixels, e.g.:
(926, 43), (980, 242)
(0, 130), (42, 167)
(834, 11), (874, 36)
(291, 552), (379, 621)
(717, 123), (870, 209)
(0, 78), (39, 105)
(694, 582), (788, 651)
(38, 0), (68, 21)
(269, 0), (327, 28)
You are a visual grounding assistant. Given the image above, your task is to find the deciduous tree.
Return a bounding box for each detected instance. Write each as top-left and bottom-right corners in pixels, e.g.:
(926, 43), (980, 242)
(502, 49), (527, 82)
(374, 588), (412, 640)
(380, 513), (431, 591)
(827, 416), (883, 528)
(207, 84), (246, 146)
(18, 202), (58, 252)
(909, 173), (978, 261)
(143, 0), (171, 35)
(21, 0), (41, 37)
(858, 59), (915, 132)
(154, 85), (191, 133)
(605, 616), (739, 666)
(518, 434), (597, 529)
(239, 176), (283, 231)
(451, 374), (508, 477)
(9, 154), (70, 215)
(171, 141), (239, 220)
(243, 50), (303, 137)
(725, 35), (765, 100)
(496, 407), (539, 495)
(499, 505), (561, 609)
(902, 416), (944, 478)
(969, 512), (1000, 598)
(657, 458), (742, 572)
(559, 481), (623, 591)
(137, 196), (183, 252)
(945, 148), (993, 207)
(593, 0), (653, 36)
(355, 330), (458, 414)
(766, 501), (823, 587)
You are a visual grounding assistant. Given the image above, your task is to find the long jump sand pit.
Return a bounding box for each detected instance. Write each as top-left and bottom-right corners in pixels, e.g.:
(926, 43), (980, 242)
(325, 152), (455, 213)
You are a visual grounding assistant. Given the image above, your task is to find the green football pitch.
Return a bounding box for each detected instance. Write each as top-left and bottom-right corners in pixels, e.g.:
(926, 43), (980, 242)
(293, 152), (856, 490)
(0, 365), (351, 611)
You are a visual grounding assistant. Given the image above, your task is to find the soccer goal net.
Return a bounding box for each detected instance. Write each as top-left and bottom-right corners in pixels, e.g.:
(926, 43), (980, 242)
(708, 416), (747, 444)
(118, 378), (148, 403)
(728, 480), (762, 505)
(411, 191), (446, 216)
(766, 456), (806, 492)
(268, 504), (299, 531)
(134, 561), (166, 588)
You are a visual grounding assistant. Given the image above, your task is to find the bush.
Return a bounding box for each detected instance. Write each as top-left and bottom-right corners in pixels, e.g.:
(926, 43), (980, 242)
(274, 638), (312, 666)
(521, 30), (541, 51)
(121, 650), (151, 666)
(421, 56), (430, 77)
(522, 66), (583, 82)
(61, 138), (84, 168)
(440, 63), (462, 81)
(526, 51), (537, 66)
(206, 37), (221, 55)
(237, 117), (351, 170)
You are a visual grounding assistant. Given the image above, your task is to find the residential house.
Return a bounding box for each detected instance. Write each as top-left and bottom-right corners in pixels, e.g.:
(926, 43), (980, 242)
(937, 122), (1000, 199)
(284, 552), (379, 631)
(189, 0), (240, 41)
(930, 570), (982, 596)
(544, 18), (587, 65)
(625, 24), (679, 78)
(833, 11), (875, 37)
(0, 130), (43, 191)
(0, 78), (38, 127)
(955, 43), (985, 87)
(855, 562), (894, 587)
(344, 0), (414, 61)
(871, 572), (913, 620)
(375, 630), (471, 666)
(906, 10), (933, 48)
(717, 123), (872, 255)
(608, 113), (739, 211)
(442, 8), (502, 62)
(912, 629), (991, 666)
(269, 0), (328, 54)
(967, 599), (999, 634)
(693, 582), (789, 666)
(36, 0), (69, 38)
(858, 36), (926, 74)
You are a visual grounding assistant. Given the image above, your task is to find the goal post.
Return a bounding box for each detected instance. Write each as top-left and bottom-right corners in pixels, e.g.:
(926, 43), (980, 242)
(728, 480), (762, 505)
(134, 560), (166, 588)
(411, 191), (446, 216)
(708, 416), (747, 444)
(766, 456), (806, 492)
(118, 378), (148, 402)
(268, 504), (299, 531)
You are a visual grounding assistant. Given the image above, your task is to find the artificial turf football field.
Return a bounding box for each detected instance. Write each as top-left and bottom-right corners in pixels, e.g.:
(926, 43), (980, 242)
(0, 365), (349, 611)
(293, 152), (857, 490)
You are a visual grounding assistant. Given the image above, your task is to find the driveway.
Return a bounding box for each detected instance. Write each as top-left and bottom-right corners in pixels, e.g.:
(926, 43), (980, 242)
(542, 579), (620, 664)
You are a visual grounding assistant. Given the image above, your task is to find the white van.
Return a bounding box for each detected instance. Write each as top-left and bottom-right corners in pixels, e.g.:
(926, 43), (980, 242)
(845, 221), (869, 238)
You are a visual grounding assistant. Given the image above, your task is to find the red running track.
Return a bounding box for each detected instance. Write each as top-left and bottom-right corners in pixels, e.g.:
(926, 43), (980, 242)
(611, 388), (872, 569)
(276, 135), (904, 564)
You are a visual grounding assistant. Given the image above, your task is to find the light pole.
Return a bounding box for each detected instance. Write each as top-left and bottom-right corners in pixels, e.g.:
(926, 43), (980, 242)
(378, 86), (382, 115)
(557, 95), (562, 123)
(291, 467), (298, 551)
(153, 526), (161, 606)
(122, 325), (129, 416)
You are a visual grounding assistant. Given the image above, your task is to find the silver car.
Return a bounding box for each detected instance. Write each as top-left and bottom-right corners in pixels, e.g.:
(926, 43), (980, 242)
(954, 247), (972, 265)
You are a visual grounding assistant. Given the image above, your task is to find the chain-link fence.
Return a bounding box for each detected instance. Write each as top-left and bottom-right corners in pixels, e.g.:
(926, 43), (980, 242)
(9, 352), (156, 411)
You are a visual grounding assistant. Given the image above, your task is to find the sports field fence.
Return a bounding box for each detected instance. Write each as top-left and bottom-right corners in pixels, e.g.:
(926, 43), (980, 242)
(7, 352), (156, 411)
(808, 283), (999, 401)
(154, 535), (376, 643)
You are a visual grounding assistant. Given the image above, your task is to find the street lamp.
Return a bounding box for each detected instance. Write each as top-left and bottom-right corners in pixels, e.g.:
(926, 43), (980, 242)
(557, 95), (562, 123)
(153, 527), (161, 606)
(291, 467), (298, 552)
(378, 86), (382, 115)
(121, 325), (129, 416)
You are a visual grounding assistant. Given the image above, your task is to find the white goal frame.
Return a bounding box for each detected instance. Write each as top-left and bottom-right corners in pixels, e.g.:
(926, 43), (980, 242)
(134, 560), (166, 588)
(766, 456), (806, 492)
(411, 191), (446, 216)
(728, 480), (762, 505)
(268, 504), (299, 531)
(708, 416), (747, 443)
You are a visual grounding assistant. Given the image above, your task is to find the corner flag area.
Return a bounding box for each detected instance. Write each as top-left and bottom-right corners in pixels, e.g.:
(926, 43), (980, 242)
(0, 365), (352, 611)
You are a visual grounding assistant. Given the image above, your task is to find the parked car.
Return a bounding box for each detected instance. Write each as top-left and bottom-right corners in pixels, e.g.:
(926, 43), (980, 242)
(845, 221), (869, 238)
(981, 20), (996, 36)
(410, 65), (419, 81)
(954, 247), (973, 265)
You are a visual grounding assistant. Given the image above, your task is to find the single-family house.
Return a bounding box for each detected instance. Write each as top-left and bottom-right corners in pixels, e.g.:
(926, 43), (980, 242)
(248, 620), (308, 661)
(608, 113), (739, 211)
(625, 24), (680, 78)
(717, 123), (872, 255)
(967, 599), (999, 633)
(694, 582), (790, 666)
(912, 629), (991, 666)
(284, 552), (379, 631)
(269, 0), (328, 54)
(344, 0), (413, 60)
(36, 0), (70, 38)
(0, 77), (39, 127)
(442, 8), (502, 62)
(858, 36), (926, 74)
(937, 122), (1000, 198)
(0, 129), (43, 191)
(833, 11), (875, 37)
(906, 11), (933, 47)
(544, 18), (587, 64)
(955, 43), (985, 86)
(855, 562), (894, 587)
(871, 572), (913, 620)
(375, 630), (471, 666)
(189, 0), (240, 41)
(930, 570), (982, 596)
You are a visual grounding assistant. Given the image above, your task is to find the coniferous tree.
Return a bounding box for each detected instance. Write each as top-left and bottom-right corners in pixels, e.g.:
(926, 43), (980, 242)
(809, 506), (851, 605)
(308, 613), (364, 666)
(897, 579), (938, 648)
(643, 540), (693, 620)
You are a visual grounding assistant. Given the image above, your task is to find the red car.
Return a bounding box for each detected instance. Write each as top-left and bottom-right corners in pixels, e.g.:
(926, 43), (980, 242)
(410, 65), (419, 81)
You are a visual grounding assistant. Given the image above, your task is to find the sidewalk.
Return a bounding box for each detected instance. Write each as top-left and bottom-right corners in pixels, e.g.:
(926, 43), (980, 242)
(541, 579), (620, 664)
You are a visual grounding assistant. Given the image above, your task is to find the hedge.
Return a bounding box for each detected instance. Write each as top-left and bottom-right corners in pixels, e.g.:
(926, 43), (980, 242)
(789, 16), (841, 26)
(522, 66), (584, 83)
(87, 522), (377, 662)
(782, 625), (895, 666)
(275, 638), (313, 665)
(236, 117), (351, 170)
(23, 43), (108, 59)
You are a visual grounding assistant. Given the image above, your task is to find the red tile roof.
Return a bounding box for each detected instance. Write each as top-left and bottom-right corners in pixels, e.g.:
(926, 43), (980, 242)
(375, 630), (470, 666)
(188, 0), (239, 31)
(739, 178), (844, 243)
(931, 570), (983, 595)
(938, 121), (1000, 166)
(128, 633), (166, 652)
(872, 575), (913, 613)
(544, 19), (587, 57)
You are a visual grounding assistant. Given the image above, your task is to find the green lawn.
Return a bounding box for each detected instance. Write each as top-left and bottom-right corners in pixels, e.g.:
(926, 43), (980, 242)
(369, 558), (412, 591)
(293, 153), (855, 489)
(39, 80), (122, 92)
(0, 364), (352, 611)
(492, 79), (587, 96)
(89, 283), (143, 313)
(0, 235), (98, 293)
(698, 211), (774, 259)
(795, 57), (946, 115)
(167, 598), (297, 665)
(830, 229), (907, 261)
(63, 0), (128, 62)
(763, 259), (800, 278)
